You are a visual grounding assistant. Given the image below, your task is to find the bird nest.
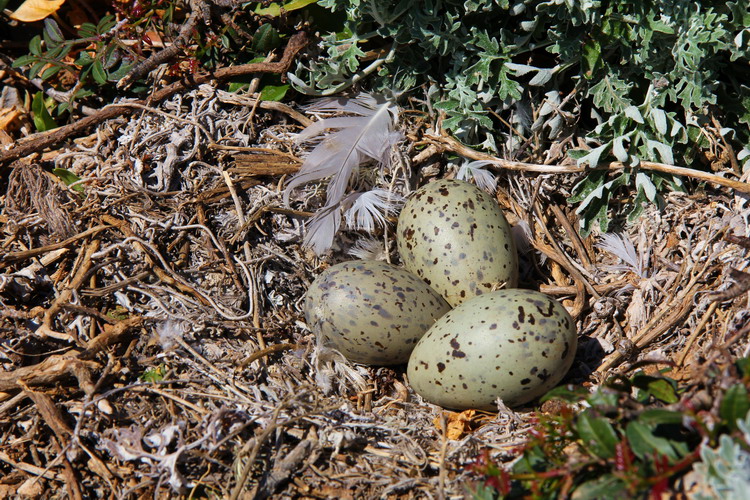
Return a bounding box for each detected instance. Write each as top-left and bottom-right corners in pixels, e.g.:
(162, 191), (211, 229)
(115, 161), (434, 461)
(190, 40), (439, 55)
(1, 84), (748, 498)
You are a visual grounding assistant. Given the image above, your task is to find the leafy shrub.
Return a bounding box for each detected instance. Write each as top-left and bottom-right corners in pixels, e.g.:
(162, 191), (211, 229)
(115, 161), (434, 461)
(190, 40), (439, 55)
(10, 3), (290, 125)
(292, 0), (750, 233)
(464, 361), (750, 499)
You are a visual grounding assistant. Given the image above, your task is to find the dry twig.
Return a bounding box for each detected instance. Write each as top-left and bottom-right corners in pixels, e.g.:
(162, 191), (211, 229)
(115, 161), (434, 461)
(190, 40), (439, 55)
(0, 32), (309, 166)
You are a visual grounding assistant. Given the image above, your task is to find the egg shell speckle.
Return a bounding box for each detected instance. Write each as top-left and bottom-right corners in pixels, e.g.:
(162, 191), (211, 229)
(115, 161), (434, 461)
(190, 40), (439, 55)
(397, 179), (518, 306)
(305, 260), (452, 365)
(407, 289), (577, 410)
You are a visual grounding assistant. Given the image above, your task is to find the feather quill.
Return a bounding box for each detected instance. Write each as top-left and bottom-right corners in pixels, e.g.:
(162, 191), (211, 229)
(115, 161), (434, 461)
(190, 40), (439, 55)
(284, 93), (401, 254)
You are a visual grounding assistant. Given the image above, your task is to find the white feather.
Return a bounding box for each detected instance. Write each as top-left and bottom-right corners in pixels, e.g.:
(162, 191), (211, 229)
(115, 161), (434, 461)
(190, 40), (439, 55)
(283, 93), (401, 254)
(302, 205), (342, 255)
(344, 189), (404, 232)
(596, 233), (646, 277)
(456, 160), (499, 193)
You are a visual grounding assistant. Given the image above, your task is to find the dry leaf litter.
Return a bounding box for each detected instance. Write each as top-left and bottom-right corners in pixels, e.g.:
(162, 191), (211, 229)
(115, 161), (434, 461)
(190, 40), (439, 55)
(0, 84), (749, 498)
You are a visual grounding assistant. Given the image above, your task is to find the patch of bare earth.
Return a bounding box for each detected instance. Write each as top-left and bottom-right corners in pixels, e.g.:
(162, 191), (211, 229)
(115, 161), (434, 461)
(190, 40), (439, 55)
(1, 85), (748, 498)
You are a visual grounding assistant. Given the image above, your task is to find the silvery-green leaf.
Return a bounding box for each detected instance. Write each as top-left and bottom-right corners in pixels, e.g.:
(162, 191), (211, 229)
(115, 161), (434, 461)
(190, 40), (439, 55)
(529, 68), (554, 86)
(636, 172), (657, 202)
(504, 62), (538, 77)
(576, 183), (605, 213)
(531, 115), (545, 132)
(287, 72), (317, 94)
(720, 127), (735, 139)
(671, 119), (685, 139)
(590, 107), (604, 124)
(546, 115), (562, 137)
(647, 139), (674, 164)
(735, 29), (746, 48)
(538, 90), (560, 116)
(612, 136), (629, 162)
(651, 108), (668, 135)
(479, 133), (498, 153)
(576, 143), (610, 167)
(624, 105), (644, 124)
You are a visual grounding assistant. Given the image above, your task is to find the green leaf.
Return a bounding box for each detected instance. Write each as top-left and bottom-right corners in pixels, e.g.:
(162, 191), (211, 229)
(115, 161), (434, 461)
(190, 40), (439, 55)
(29, 61), (46, 80)
(228, 81), (250, 92)
(651, 108), (668, 135)
(590, 74), (633, 113)
(631, 373), (679, 404)
(140, 365), (166, 383)
(569, 170), (607, 203)
(567, 149), (589, 160)
(76, 51), (94, 66)
(576, 411), (619, 459)
(572, 475), (630, 500)
(625, 421), (679, 462)
(31, 92), (58, 132)
(103, 45), (121, 70)
(720, 384), (750, 432)
(11, 55), (37, 68)
(575, 143), (610, 167)
(29, 35), (42, 56)
(252, 24), (281, 53)
(40, 65), (62, 80)
(107, 61), (133, 82)
(646, 140), (674, 164)
(512, 444), (549, 474)
(541, 384), (590, 403)
(52, 168), (85, 193)
(259, 84), (289, 101)
(636, 172), (657, 202)
(637, 409), (685, 426)
(736, 358), (750, 378)
(77, 22), (97, 38)
(92, 60), (107, 84)
(43, 18), (64, 43)
(96, 15), (116, 34)
(612, 136), (629, 162)
(255, 0), (318, 17)
(586, 389), (621, 409)
(624, 105), (644, 124)
(581, 38), (601, 78)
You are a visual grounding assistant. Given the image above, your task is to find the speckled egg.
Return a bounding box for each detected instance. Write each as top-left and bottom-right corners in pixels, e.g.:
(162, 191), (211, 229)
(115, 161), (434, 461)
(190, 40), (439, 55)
(397, 179), (518, 306)
(407, 289), (576, 410)
(305, 260), (452, 365)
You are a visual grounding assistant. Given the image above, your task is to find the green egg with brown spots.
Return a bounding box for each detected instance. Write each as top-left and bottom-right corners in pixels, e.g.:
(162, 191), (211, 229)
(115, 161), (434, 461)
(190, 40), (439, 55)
(305, 260), (451, 365)
(407, 289), (577, 410)
(397, 179), (518, 306)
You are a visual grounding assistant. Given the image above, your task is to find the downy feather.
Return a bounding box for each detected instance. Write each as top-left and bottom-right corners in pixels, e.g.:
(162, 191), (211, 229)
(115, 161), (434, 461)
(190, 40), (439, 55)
(596, 233), (646, 278)
(344, 189), (405, 232)
(456, 160), (499, 193)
